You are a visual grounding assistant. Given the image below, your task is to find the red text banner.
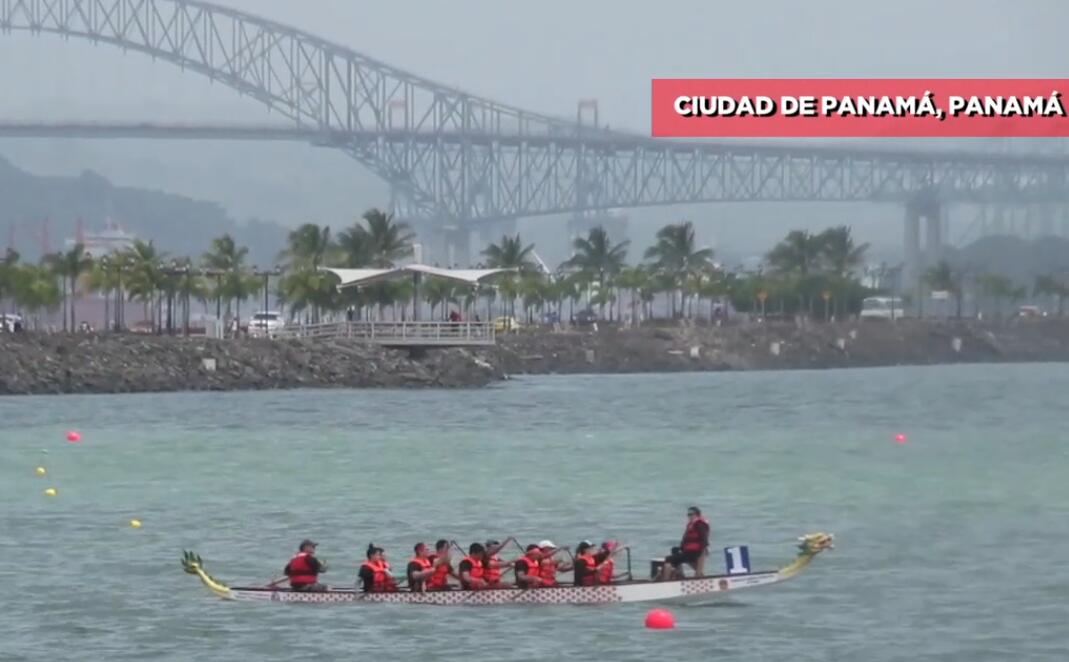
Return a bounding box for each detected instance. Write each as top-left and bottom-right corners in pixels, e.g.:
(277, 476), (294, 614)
(651, 79), (1069, 138)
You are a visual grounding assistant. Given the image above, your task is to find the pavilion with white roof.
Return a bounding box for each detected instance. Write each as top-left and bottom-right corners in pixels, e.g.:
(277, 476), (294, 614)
(320, 264), (513, 321)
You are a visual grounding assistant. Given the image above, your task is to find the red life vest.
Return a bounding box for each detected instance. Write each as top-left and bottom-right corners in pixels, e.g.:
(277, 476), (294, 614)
(460, 555), (485, 589)
(286, 552), (318, 587)
(575, 554), (598, 586)
(540, 557), (558, 587)
(361, 559), (397, 593)
(427, 555), (452, 590)
(597, 558), (615, 584)
(516, 555), (541, 586)
(409, 556), (432, 590)
(484, 554), (503, 585)
(681, 516), (711, 553)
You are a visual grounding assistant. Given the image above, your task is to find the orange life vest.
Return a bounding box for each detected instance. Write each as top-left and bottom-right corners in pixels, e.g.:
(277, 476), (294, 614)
(597, 557), (615, 584)
(427, 555), (452, 590)
(575, 553), (598, 586)
(540, 556), (558, 587)
(681, 516), (711, 553)
(409, 556), (432, 590)
(361, 559), (397, 593)
(286, 552), (318, 587)
(460, 555), (485, 589)
(516, 554), (541, 586)
(484, 554), (503, 585)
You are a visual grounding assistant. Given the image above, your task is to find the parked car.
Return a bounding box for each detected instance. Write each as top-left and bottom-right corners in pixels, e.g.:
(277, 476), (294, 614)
(0, 313), (23, 332)
(249, 310), (285, 337)
(859, 296), (909, 321)
(574, 309), (599, 325)
(494, 316), (522, 333)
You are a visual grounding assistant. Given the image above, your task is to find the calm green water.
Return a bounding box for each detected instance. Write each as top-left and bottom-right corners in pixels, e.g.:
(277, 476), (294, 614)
(2, 365), (1068, 661)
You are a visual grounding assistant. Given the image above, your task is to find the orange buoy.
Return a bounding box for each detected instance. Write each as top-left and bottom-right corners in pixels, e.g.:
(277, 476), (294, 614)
(645, 608), (676, 629)
(66, 431), (82, 443)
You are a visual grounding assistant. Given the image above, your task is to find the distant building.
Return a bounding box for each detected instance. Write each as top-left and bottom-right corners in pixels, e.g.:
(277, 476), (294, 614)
(64, 218), (138, 258)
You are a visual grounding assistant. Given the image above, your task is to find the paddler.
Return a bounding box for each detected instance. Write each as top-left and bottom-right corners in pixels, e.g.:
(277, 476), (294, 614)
(596, 540), (620, 584)
(573, 541), (601, 586)
(458, 542), (487, 590)
(482, 539), (512, 588)
(537, 540), (571, 587)
(407, 542), (436, 592)
(358, 544), (398, 593)
(513, 544), (543, 588)
(426, 539), (456, 591)
(279, 539), (327, 591)
(658, 505), (710, 580)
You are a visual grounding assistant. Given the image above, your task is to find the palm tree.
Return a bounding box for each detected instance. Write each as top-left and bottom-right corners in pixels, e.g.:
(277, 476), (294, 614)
(422, 277), (459, 319)
(482, 233), (535, 316)
(818, 226), (869, 277)
(279, 224), (333, 270)
(11, 263), (61, 328)
(923, 260), (964, 317)
(766, 230), (825, 313)
(335, 223), (372, 268)
(644, 221), (714, 318)
(362, 208), (415, 267)
(279, 268), (337, 324)
(203, 234), (251, 326)
(47, 243), (94, 331)
(615, 266), (649, 327)
(1034, 274), (1068, 316)
(564, 226), (629, 318)
(0, 249), (20, 312)
(124, 240), (166, 330)
(978, 272), (1015, 318)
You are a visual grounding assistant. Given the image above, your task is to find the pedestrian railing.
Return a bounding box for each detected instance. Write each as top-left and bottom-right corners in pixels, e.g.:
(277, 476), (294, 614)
(271, 320), (496, 346)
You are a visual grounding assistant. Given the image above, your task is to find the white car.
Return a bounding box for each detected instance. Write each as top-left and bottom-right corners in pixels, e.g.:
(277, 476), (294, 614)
(0, 313), (23, 332)
(249, 311), (285, 337)
(859, 297), (909, 320)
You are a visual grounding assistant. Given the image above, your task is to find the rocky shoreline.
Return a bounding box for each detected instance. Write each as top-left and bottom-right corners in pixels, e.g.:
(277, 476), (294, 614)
(494, 318), (1069, 375)
(0, 333), (502, 395)
(1, 319), (1067, 396)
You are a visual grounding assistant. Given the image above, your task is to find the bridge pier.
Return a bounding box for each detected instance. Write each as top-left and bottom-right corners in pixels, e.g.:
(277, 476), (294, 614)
(903, 199), (943, 285)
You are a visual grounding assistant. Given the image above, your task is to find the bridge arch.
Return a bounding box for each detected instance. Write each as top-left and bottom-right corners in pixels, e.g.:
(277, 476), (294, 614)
(0, 0), (565, 216)
(2, 0), (1069, 229)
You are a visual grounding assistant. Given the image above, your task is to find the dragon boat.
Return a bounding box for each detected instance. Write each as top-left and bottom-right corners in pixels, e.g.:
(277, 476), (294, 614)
(181, 532), (833, 606)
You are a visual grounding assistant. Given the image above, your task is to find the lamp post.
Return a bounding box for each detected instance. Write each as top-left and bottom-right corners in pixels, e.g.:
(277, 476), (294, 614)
(250, 265), (283, 336)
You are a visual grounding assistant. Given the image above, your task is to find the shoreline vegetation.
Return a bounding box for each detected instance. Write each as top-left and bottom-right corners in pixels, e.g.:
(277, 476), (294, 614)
(2, 206), (1067, 395)
(2, 319), (1067, 396)
(2, 208), (1066, 335)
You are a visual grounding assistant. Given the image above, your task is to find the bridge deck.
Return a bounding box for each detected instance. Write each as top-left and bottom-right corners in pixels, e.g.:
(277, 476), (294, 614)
(272, 321), (495, 347)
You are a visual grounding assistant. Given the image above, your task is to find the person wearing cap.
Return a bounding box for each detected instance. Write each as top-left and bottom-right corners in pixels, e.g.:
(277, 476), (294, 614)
(513, 544), (544, 588)
(537, 540), (571, 588)
(658, 506), (711, 580)
(282, 539), (327, 591)
(407, 542), (436, 592)
(358, 544), (398, 593)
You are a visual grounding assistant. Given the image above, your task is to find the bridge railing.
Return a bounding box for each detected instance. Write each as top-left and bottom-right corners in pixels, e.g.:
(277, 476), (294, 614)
(271, 321), (496, 345)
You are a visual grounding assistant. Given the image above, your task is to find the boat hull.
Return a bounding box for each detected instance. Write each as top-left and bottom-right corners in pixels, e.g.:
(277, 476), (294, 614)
(221, 570), (782, 605)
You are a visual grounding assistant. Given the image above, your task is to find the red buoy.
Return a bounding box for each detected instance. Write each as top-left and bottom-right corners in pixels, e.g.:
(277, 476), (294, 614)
(894, 433), (907, 444)
(645, 608), (676, 630)
(66, 431), (82, 443)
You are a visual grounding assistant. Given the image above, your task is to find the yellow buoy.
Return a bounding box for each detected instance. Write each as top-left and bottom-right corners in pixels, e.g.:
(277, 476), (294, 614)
(130, 519), (142, 529)
(36, 467), (47, 476)
(44, 488), (58, 497)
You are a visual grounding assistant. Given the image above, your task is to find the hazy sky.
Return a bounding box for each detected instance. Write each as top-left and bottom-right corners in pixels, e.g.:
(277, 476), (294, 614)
(0, 0), (1066, 262)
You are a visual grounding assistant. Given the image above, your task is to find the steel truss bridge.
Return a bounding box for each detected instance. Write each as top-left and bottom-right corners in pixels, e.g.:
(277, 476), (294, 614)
(2, 0), (1068, 266)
